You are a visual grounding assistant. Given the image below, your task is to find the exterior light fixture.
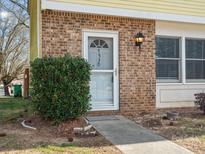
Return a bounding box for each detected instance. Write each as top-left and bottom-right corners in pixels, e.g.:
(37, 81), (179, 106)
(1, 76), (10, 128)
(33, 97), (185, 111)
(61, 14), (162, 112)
(134, 32), (145, 49)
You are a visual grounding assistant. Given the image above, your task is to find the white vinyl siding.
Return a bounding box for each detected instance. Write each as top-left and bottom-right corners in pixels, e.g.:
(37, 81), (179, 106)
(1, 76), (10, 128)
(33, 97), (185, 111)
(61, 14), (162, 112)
(156, 21), (205, 108)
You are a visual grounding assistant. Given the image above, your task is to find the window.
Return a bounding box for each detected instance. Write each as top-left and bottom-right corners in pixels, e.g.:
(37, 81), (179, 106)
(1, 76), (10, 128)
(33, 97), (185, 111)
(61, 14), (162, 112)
(156, 36), (181, 82)
(90, 39), (109, 48)
(186, 39), (205, 82)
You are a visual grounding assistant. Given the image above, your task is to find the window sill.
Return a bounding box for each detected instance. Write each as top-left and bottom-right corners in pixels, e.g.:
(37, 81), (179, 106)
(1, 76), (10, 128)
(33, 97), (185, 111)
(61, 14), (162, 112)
(157, 82), (205, 86)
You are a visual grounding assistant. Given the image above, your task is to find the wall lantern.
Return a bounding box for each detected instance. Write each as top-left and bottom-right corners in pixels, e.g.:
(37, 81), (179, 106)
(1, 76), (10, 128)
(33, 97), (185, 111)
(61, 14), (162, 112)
(134, 32), (145, 49)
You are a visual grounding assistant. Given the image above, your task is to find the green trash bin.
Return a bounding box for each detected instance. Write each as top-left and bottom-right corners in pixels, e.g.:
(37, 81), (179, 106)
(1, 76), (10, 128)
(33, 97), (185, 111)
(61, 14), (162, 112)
(13, 85), (22, 97)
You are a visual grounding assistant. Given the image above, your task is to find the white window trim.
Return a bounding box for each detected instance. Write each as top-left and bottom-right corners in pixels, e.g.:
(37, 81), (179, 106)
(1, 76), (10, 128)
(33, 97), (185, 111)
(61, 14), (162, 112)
(181, 37), (186, 84)
(185, 38), (205, 83)
(156, 36), (182, 83)
(82, 29), (119, 111)
(157, 36), (205, 85)
(186, 59), (205, 61)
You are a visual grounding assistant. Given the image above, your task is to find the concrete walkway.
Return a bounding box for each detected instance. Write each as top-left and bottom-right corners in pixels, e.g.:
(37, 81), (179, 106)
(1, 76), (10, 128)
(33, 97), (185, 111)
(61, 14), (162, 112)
(87, 115), (194, 154)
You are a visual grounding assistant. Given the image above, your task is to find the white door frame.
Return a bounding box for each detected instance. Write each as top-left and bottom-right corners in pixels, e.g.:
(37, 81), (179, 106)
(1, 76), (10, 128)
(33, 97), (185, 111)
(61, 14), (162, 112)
(82, 29), (119, 111)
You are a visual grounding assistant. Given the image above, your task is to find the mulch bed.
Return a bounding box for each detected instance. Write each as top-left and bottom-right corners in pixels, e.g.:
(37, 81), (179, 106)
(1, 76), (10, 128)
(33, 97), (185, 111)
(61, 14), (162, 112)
(22, 116), (96, 141)
(57, 117), (88, 141)
(0, 115), (122, 154)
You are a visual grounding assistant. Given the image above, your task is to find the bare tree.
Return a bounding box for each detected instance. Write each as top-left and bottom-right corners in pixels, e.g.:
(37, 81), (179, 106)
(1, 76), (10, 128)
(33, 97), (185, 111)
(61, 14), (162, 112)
(0, 0), (29, 28)
(0, 0), (29, 96)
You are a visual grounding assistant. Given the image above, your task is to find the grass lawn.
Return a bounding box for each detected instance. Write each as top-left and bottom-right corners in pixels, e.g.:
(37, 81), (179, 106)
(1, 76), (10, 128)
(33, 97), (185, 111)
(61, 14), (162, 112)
(0, 98), (121, 154)
(33, 144), (93, 154)
(0, 140), (103, 154)
(0, 98), (33, 122)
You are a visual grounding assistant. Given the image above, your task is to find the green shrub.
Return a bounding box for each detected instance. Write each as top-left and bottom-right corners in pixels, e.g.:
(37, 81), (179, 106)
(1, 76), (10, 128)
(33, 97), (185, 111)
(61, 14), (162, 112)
(31, 54), (91, 122)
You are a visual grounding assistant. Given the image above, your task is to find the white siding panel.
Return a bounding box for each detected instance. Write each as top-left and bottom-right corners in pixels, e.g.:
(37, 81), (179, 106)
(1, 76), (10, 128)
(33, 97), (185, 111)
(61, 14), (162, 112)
(157, 84), (205, 108)
(160, 89), (203, 103)
(156, 21), (205, 38)
(156, 21), (205, 108)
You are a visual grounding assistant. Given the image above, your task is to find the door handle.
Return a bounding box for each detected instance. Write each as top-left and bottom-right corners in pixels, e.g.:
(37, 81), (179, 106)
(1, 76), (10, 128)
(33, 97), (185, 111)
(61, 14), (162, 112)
(114, 68), (117, 76)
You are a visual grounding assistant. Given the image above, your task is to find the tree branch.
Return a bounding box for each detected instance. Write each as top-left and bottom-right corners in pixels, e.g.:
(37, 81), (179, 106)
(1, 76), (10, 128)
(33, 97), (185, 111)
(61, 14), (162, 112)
(9, 0), (28, 12)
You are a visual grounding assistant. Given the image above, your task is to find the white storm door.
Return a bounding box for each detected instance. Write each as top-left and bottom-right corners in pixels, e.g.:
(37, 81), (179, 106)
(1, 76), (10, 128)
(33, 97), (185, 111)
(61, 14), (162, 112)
(83, 31), (119, 111)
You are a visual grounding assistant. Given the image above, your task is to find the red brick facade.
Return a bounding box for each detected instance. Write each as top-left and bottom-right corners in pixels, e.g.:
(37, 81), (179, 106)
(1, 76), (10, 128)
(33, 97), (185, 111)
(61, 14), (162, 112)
(41, 10), (156, 116)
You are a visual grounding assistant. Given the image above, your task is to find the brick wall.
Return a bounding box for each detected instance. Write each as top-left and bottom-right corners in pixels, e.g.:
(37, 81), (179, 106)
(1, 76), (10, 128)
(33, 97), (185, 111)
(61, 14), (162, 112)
(41, 10), (156, 116)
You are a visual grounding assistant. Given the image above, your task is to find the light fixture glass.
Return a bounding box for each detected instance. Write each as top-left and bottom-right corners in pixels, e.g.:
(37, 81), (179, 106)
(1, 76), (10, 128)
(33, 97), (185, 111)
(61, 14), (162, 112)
(134, 32), (145, 49)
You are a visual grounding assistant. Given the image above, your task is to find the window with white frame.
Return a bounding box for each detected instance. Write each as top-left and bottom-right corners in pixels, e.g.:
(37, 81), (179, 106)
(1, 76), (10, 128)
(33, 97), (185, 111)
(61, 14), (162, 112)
(186, 39), (205, 82)
(156, 36), (181, 82)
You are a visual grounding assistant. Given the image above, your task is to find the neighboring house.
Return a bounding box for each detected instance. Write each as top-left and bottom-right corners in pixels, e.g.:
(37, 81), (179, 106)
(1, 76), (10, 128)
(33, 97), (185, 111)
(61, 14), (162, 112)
(0, 84), (4, 96)
(29, 0), (205, 115)
(0, 79), (23, 97)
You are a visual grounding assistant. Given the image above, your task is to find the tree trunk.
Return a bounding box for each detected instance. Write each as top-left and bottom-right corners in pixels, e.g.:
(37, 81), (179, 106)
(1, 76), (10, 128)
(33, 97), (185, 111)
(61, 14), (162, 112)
(23, 68), (29, 98)
(3, 81), (10, 96)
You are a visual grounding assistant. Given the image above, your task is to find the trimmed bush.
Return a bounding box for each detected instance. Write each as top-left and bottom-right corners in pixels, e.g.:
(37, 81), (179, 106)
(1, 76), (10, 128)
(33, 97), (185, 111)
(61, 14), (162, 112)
(31, 54), (91, 122)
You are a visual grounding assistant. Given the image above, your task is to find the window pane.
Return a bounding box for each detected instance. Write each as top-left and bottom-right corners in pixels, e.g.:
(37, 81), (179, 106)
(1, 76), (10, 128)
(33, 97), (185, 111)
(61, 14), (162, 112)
(88, 37), (113, 70)
(156, 59), (179, 80)
(156, 37), (179, 58)
(186, 39), (203, 59)
(186, 60), (205, 79)
(90, 72), (113, 104)
(204, 41), (205, 59)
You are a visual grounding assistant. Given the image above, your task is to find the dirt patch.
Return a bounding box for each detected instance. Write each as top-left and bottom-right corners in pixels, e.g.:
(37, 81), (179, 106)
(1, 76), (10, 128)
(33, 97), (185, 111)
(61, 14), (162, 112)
(0, 116), (122, 154)
(132, 111), (205, 154)
(57, 117), (87, 140)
